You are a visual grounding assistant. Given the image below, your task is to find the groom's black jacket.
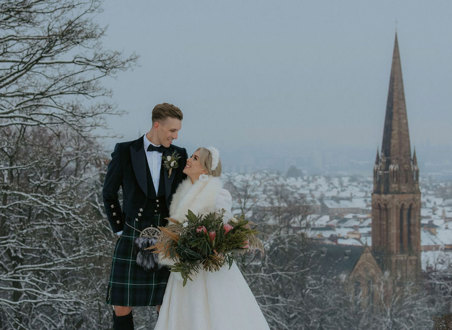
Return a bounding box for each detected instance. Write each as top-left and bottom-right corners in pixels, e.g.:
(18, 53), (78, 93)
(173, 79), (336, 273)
(103, 136), (187, 233)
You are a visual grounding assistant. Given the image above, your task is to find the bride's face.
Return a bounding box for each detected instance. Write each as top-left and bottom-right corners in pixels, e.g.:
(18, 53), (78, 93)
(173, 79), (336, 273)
(184, 150), (207, 181)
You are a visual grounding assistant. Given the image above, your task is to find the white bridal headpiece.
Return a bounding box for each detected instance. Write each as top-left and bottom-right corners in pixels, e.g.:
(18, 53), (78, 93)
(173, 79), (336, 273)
(207, 146), (220, 171)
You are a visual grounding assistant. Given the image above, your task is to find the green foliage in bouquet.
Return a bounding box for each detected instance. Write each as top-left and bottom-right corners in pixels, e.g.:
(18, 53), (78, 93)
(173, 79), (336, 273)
(154, 210), (261, 286)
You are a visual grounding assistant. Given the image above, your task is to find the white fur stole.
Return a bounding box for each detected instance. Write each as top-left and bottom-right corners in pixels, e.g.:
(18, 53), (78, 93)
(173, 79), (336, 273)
(169, 176), (223, 223)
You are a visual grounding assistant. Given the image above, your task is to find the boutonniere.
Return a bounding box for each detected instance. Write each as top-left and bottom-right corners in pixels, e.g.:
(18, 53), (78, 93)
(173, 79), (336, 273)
(163, 151), (181, 178)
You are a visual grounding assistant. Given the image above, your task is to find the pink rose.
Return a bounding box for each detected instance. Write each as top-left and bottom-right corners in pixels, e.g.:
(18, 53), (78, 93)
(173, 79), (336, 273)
(223, 224), (234, 234)
(209, 231), (216, 242)
(242, 240), (250, 249)
(196, 226), (207, 234)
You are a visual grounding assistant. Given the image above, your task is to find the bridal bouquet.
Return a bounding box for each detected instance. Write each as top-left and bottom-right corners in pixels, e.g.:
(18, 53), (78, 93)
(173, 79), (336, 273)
(151, 210), (262, 286)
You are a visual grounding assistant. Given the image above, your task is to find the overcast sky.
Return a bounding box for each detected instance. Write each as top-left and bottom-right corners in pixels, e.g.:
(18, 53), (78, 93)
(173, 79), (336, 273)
(96, 0), (452, 172)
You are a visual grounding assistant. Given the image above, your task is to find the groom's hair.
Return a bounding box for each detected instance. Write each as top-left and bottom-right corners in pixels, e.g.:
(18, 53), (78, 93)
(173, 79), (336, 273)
(152, 103), (183, 123)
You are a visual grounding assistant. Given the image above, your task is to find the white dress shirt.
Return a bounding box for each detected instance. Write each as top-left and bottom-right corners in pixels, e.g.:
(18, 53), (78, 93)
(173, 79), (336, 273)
(143, 135), (163, 194)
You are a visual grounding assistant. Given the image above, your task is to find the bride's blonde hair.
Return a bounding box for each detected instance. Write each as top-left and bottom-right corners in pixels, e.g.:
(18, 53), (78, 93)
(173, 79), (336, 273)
(196, 147), (222, 177)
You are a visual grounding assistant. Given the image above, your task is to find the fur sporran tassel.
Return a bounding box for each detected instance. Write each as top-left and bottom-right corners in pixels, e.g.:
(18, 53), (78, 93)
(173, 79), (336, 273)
(135, 237), (160, 271)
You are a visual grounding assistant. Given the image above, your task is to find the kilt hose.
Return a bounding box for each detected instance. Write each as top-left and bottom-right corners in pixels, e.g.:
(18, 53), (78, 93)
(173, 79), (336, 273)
(106, 213), (169, 306)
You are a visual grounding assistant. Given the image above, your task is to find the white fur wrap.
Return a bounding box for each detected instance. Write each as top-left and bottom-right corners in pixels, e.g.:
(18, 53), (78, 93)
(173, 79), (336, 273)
(169, 176), (224, 222)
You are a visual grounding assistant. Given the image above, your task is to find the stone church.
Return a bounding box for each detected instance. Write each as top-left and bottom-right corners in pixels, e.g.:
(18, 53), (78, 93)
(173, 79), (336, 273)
(370, 33), (421, 283)
(349, 33), (422, 305)
(310, 34), (422, 305)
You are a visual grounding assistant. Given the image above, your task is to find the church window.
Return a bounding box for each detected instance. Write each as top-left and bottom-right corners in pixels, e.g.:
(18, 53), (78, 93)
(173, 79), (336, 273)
(407, 205), (412, 253)
(399, 205), (405, 253)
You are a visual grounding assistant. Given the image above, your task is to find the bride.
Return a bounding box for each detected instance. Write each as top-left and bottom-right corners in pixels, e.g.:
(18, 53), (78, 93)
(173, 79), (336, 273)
(154, 147), (270, 330)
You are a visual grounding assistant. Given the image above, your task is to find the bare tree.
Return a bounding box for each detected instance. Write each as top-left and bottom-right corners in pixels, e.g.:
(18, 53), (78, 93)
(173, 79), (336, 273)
(0, 1), (135, 328)
(224, 172), (262, 217)
(427, 264), (452, 329)
(0, 126), (115, 329)
(228, 172), (313, 329)
(239, 232), (312, 330)
(0, 0), (136, 132)
(261, 176), (311, 233)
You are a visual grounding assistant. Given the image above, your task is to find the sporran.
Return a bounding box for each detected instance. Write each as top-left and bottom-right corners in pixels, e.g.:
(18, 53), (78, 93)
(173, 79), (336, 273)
(135, 226), (162, 271)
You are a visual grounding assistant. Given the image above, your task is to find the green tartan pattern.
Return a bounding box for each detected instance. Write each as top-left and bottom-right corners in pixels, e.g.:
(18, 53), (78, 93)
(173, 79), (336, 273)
(106, 214), (170, 306)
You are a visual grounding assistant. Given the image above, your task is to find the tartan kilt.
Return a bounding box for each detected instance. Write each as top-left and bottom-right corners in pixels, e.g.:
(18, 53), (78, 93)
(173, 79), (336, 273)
(106, 214), (170, 306)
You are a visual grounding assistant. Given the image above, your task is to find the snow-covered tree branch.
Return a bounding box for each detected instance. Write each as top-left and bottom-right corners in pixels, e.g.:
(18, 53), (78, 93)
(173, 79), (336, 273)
(0, 1), (135, 328)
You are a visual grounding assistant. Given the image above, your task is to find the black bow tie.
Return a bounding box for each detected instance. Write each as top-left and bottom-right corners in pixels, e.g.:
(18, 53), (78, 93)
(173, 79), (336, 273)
(147, 144), (166, 153)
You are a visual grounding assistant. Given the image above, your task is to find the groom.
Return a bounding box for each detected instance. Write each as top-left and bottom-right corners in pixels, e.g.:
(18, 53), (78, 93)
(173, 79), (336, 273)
(103, 103), (188, 329)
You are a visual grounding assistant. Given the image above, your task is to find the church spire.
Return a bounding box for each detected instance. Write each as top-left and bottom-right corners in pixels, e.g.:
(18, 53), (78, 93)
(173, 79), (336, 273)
(381, 33), (412, 165)
(371, 34), (421, 283)
(374, 33), (419, 194)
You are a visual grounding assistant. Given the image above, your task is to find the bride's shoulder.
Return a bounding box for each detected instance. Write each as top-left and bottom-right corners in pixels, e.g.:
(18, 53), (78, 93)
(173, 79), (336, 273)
(216, 188), (232, 204)
(215, 188), (233, 220)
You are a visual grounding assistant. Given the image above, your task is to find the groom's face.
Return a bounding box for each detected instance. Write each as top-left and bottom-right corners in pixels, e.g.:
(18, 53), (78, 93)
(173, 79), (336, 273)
(155, 117), (182, 148)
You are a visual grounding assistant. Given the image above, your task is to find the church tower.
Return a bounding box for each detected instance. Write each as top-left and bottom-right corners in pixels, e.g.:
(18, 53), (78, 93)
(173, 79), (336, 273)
(372, 34), (421, 282)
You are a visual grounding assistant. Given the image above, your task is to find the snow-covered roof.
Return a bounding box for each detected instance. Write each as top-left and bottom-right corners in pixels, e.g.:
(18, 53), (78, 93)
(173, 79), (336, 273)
(323, 198), (368, 209)
(310, 215), (330, 227)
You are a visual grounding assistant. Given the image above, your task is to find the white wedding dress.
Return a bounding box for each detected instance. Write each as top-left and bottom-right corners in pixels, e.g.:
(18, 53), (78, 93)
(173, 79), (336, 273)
(154, 177), (270, 330)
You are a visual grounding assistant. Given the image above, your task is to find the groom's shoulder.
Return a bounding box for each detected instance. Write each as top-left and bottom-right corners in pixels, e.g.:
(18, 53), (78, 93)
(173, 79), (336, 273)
(112, 137), (141, 153)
